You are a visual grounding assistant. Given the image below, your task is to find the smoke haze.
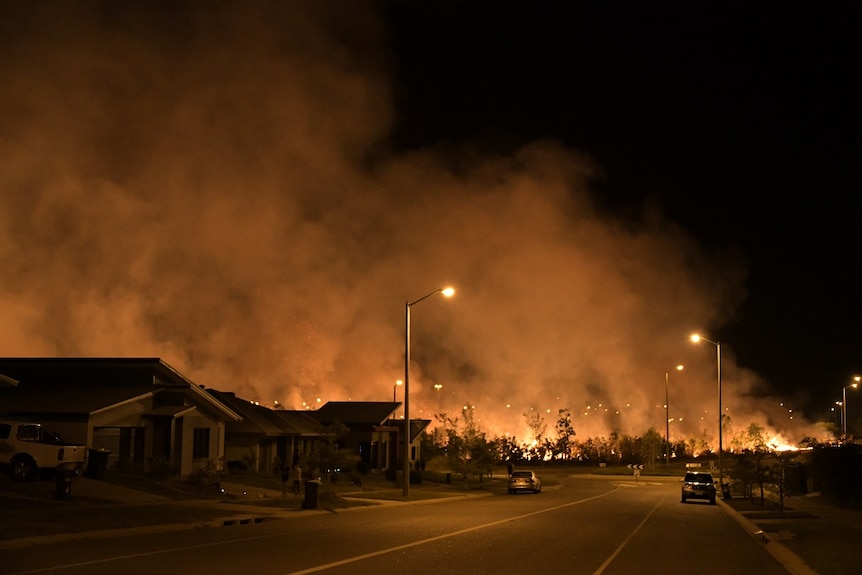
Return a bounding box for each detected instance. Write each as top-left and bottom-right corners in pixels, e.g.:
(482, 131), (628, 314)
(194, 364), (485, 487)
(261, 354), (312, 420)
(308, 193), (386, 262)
(0, 2), (823, 446)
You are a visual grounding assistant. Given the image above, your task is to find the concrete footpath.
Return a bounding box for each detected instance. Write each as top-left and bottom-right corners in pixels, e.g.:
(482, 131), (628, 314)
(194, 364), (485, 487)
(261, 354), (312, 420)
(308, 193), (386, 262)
(719, 492), (862, 575)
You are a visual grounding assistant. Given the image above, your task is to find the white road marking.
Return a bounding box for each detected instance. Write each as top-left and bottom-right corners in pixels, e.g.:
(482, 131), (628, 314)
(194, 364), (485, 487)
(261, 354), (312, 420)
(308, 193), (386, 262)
(591, 491), (667, 575)
(283, 488), (622, 575)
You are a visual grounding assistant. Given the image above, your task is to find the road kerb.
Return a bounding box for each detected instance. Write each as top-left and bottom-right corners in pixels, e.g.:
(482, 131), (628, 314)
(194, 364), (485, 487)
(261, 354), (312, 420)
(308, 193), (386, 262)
(717, 498), (818, 575)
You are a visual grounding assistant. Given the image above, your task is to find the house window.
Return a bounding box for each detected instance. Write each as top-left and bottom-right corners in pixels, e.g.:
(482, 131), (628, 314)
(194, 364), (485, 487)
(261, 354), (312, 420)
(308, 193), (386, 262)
(193, 428), (210, 459)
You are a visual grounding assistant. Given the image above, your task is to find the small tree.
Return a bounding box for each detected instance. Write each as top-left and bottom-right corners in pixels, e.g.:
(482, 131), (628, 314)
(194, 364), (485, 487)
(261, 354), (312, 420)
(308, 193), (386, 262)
(640, 428), (663, 468)
(728, 454), (756, 501)
(764, 449), (796, 514)
(553, 408), (576, 460)
(493, 434), (524, 465)
(523, 410), (547, 461)
(313, 419), (359, 486)
(435, 408), (495, 482)
(732, 423), (770, 505)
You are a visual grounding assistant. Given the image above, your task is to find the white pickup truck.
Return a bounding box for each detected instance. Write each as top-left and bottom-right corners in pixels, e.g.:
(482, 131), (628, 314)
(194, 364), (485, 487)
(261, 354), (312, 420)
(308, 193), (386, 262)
(0, 419), (87, 481)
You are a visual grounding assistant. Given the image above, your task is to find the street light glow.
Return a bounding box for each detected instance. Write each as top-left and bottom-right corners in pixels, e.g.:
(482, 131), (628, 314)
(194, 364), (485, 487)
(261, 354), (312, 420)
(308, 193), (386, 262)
(842, 376), (860, 439)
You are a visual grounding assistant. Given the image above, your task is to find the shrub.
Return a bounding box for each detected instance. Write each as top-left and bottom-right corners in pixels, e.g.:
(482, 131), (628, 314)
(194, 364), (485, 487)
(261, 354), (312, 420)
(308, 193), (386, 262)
(186, 459), (222, 495)
(146, 456), (176, 479)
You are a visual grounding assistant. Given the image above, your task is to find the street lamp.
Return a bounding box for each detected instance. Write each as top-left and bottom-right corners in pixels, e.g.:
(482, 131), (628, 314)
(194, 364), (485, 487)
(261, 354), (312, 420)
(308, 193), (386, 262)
(394, 379), (403, 420)
(665, 364), (684, 466)
(843, 376), (860, 439)
(690, 334), (722, 485)
(403, 286), (455, 497)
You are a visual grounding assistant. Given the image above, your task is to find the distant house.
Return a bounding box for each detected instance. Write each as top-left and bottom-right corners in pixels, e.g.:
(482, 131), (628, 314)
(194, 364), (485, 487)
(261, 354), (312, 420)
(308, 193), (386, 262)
(206, 389), (322, 475)
(313, 401), (430, 472)
(0, 358), (241, 477)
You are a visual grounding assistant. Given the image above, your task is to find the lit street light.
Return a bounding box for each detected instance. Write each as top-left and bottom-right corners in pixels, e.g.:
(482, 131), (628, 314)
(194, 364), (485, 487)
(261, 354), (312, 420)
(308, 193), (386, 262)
(843, 376), (860, 439)
(393, 379), (403, 420)
(665, 364), (684, 466)
(404, 286), (455, 497)
(690, 333), (723, 485)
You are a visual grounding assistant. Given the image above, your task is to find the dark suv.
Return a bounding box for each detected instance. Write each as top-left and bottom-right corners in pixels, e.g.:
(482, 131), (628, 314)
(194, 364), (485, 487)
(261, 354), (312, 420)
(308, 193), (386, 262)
(680, 471), (717, 504)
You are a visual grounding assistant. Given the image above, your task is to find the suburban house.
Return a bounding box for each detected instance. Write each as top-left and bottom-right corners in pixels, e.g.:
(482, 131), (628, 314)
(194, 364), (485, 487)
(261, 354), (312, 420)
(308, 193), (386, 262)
(0, 358), (241, 477)
(312, 401), (430, 472)
(205, 389), (323, 475)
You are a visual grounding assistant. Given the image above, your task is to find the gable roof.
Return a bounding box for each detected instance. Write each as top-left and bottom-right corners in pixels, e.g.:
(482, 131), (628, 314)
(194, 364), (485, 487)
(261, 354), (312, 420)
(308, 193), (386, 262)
(0, 358), (240, 422)
(0, 357), (212, 388)
(207, 389), (295, 436)
(409, 419), (432, 443)
(273, 410), (324, 435)
(313, 401), (399, 427)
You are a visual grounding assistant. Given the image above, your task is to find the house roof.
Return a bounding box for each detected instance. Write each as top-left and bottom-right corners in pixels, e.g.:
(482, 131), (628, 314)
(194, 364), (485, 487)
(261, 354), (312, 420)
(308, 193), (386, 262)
(142, 405), (198, 418)
(0, 372), (18, 387)
(272, 410), (324, 436)
(207, 390), (292, 436)
(0, 358), (191, 388)
(0, 384), (155, 415)
(410, 419), (432, 443)
(0, 358), (241, 422)
(313, 401), (399, 427)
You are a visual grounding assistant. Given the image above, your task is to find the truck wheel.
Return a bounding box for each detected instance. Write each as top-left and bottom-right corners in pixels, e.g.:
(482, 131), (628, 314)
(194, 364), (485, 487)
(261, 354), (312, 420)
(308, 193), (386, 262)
(11, 456), (36, 482)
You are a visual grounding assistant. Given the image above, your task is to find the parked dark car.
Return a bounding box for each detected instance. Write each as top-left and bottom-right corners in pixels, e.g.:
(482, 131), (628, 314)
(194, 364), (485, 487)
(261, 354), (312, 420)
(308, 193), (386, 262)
(508, 470), (542, 494)
(680, 471), (717, 504)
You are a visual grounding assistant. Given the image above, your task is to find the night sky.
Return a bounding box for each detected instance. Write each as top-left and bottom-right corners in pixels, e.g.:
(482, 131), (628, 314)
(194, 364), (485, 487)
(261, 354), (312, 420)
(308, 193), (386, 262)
(384, 3), (862, 417)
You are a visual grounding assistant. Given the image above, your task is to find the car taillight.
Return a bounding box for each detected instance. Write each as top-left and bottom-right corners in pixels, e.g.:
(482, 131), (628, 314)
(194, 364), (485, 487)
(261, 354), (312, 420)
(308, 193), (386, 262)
(58, 448), (65, 461)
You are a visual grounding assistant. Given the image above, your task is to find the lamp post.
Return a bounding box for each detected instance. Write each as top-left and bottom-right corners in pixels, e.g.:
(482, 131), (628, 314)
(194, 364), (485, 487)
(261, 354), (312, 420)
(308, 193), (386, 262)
(393, 379), (403, 420)
(691, 334), (722, 485)
(835, 401), (843, 432)
(403, 286), (455, 497)
(665, 364), (684, 466)
(843, 376), (860, 439)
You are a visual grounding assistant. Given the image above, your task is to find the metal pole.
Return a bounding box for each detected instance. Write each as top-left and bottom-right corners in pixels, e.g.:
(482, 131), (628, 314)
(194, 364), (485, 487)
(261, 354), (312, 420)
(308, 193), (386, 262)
(403, 301), (411, 497)
(717, 342), (722, 485)
(665, 371), (670, 466)
(843, 387), (848, 438)
(837, 402), (843, 433)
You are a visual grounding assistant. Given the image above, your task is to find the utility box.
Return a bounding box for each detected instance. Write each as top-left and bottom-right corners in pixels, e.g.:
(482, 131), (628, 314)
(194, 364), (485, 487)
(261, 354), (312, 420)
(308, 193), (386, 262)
(85, 449), (110, 479)
(302, 480), (321, 509)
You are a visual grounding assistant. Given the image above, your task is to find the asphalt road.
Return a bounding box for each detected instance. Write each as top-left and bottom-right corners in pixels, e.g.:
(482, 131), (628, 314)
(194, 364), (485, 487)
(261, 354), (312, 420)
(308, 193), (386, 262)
(0, 474), (791, 575)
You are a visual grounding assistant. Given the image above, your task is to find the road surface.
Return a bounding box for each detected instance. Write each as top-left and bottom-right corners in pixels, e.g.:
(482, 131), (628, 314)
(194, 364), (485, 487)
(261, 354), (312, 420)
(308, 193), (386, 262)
(0, 473), (790, 575)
